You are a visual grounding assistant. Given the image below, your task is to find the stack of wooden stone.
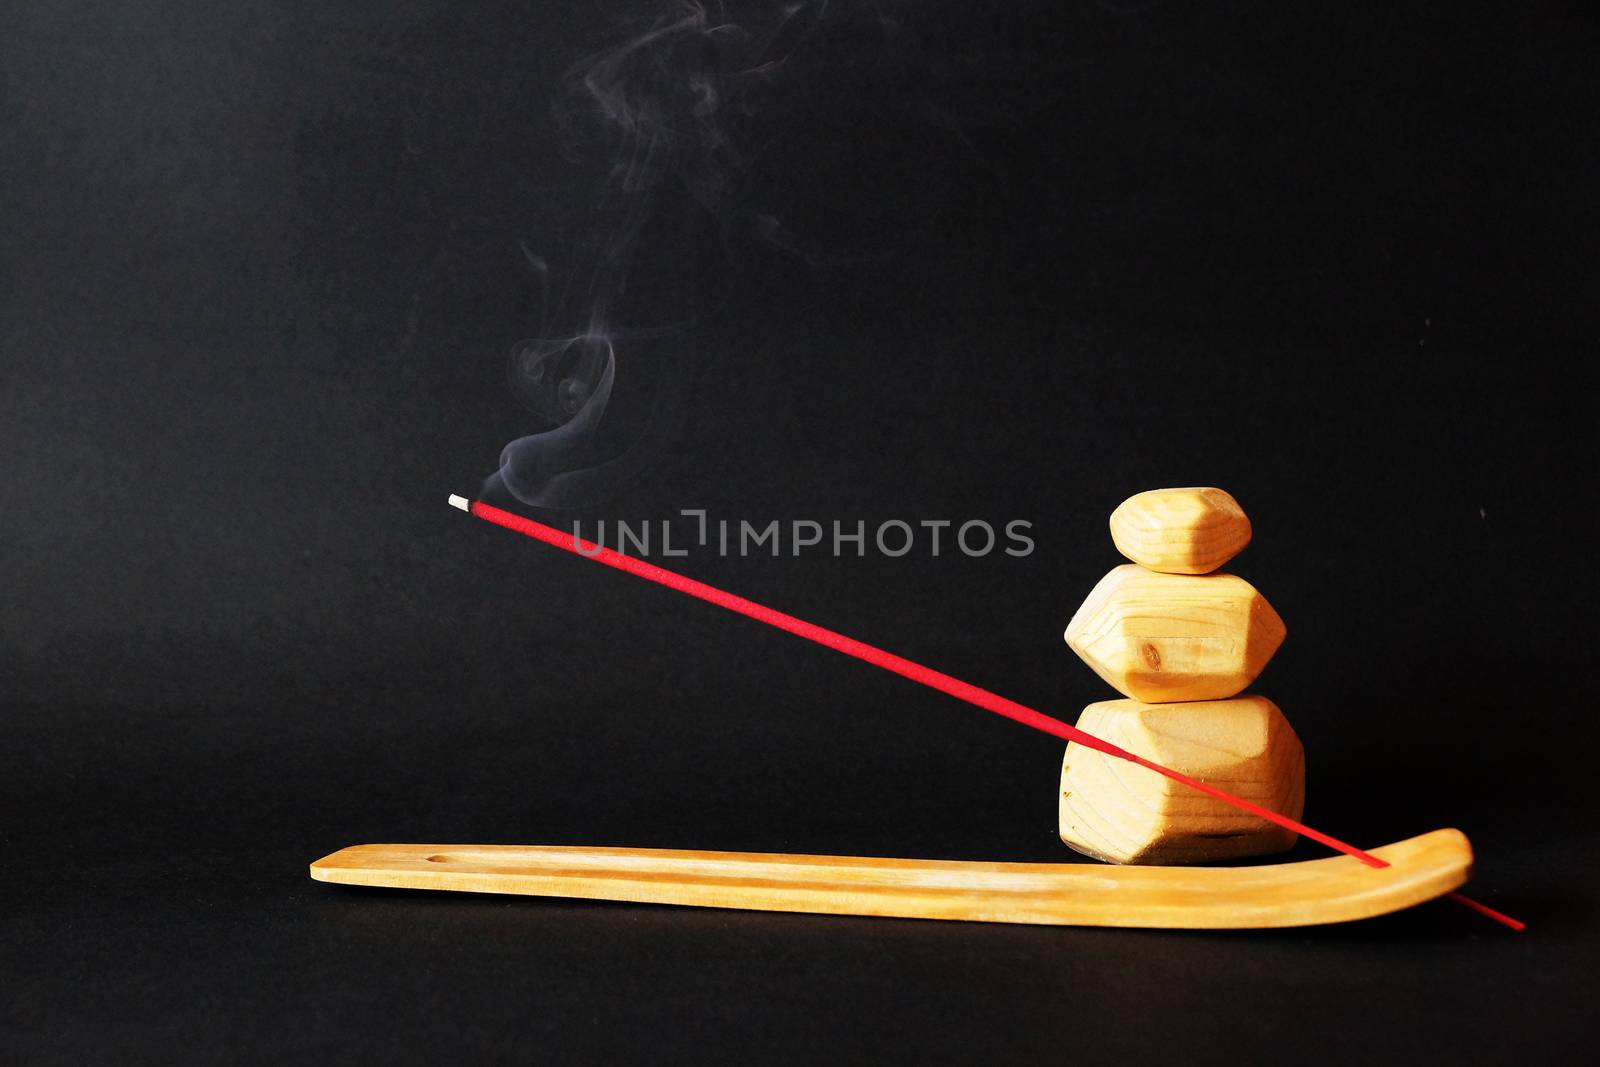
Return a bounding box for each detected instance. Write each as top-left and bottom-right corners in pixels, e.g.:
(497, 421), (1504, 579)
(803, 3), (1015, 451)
(1059, 488), (1305, 864)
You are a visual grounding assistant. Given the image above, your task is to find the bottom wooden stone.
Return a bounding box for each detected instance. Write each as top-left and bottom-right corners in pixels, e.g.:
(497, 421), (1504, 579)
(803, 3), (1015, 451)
(1060, 695), (1305, 865)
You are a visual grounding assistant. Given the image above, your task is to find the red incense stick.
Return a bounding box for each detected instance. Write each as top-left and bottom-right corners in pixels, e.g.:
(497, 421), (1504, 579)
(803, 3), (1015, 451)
(453, 495), (1523, 930)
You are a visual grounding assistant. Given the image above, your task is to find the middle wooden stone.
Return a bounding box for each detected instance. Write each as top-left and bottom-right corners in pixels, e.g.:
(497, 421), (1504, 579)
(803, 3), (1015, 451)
(1064, 564), (1285, 702)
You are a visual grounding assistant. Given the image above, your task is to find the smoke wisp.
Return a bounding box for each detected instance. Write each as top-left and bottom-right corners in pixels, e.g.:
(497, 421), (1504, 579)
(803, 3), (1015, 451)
(485, 1), (837, 508)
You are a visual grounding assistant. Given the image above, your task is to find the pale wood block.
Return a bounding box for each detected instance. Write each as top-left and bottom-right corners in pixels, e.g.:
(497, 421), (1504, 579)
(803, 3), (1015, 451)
(310, 829), (1471, 929)
(1064, 564), (1285, 702)
(1059, 696), (1305, 864)
(1110, 486), (1252, 574)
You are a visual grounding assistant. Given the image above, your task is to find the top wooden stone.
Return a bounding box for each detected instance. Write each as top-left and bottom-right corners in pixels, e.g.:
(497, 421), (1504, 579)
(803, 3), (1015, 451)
(1110, 487), (1252, 574)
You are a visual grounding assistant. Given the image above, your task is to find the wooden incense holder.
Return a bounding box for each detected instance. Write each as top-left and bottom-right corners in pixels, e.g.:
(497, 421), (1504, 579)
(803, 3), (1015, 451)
(310, 828), (1470, 929)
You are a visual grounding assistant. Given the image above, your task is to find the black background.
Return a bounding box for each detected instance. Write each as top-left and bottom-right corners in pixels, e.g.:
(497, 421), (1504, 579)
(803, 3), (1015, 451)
(5, 2), (1597, 1062)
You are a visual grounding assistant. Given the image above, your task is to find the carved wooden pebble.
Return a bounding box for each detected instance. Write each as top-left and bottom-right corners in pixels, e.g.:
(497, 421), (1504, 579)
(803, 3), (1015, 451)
(1063, 564), (1285, 703)
(1059, 696), (1305, 864)
(1110, 487), (1253, 574)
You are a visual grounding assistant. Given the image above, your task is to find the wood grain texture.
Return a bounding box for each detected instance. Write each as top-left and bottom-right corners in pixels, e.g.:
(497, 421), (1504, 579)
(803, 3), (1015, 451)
(1059, 696), (1304, 864)
(309, 830), (1471, 929)
(1109, 487), (1252, 574)
(1064, 564), (1285, 702)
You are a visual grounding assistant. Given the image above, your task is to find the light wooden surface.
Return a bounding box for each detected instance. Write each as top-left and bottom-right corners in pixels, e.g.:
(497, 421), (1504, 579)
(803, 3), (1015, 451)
(1060, 696), (1304, 864)
(310, 829), (1471, 929)
(1109, 487), (1252, 574)
(1064, 564), (1285, 702)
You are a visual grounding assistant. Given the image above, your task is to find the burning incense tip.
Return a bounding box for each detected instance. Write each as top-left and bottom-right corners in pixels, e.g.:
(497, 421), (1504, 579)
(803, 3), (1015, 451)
(448, 493), (471, 512)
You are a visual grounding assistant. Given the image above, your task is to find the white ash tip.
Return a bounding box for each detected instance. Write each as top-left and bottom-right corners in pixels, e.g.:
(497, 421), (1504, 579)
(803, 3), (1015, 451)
(447, 494), (470, 512)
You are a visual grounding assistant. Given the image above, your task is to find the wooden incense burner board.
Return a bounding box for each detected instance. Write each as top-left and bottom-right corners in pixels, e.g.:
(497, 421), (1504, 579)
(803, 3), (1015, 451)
(311, 828), (1470, 929)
